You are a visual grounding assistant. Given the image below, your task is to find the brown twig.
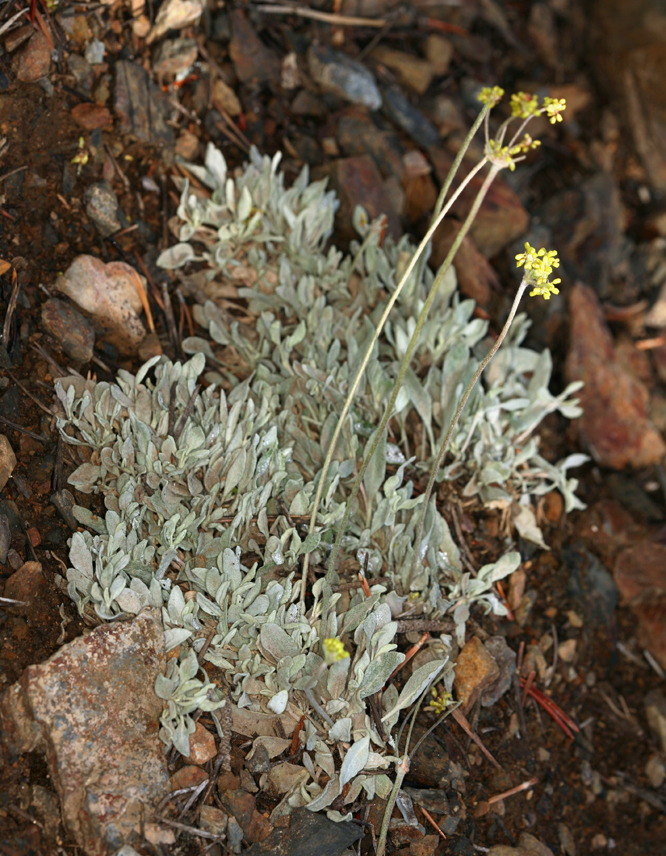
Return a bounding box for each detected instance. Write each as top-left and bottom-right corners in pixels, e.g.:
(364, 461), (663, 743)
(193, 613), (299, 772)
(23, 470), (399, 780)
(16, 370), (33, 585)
(0, 164), (28, 184)
(254, 2), (392, 27)
(451, 707), (501, 769)
(0, 414), (47, 443)
(2, 268), (19, 349)
(129, 268), (155, 333)
(156, 817), (224, 841)
(387, 632), (430, 683)
(421, 806), (446, 839)
(488, 777), (538, 805)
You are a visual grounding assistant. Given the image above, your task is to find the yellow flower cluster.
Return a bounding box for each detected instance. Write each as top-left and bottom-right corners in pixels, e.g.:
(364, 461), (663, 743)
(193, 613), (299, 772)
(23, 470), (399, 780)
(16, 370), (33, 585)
(426, 687), (453, 715)
(478, 86), (505, 107)
(515, 243), (562, 299)
(323, 637), (349, 664)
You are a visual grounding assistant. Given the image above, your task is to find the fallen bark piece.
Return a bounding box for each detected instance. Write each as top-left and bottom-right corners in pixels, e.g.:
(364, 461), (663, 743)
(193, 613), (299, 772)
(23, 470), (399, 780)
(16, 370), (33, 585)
(0, 608), (169, 856)
(565, 283), (666, 468)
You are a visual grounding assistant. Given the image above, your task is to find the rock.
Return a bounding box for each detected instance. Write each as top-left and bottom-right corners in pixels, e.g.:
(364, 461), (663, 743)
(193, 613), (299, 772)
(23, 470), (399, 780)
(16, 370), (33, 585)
(175, 129), (200, 160)
(265, 762), (308, 795)
(371, 46), (434, 94)
(430, 219), (499, 306)
(5, 23), (33, 53)
(481, 636), (516, 707)
(83, 181), (123, 237)
(219, 789), (272, 844)
(402, 150), (437, 222)
(645, 754), (666, 788)
(56, 255), (146, 356)
(71, 103), (112, 131)
(66, 54), (94, 91)
(152, 37), (198, 80)
(403, 787), (450, 815)
(3, 561), (48, 617)
(565, 547), (618, 628)
(245, 807), (363, 856)
(291, 89), (326, 117)
(0, 434), (16, 491)
(431, 96), (465, 138)
(84, 38), (105, 65)
(30, 784), (63, 843)
(170, 764), (208, 791)
(57, 13), (93, 47)
(454, 636), (500, 712)
(614, 541), (666, 669)
(644, 690), (666, 752)
(183, 720), (217, 766)
(200, 805), (228, 836)
(425, 34), (454, 75)
(589, 0), (666, 191)
(14, 31), (51, 83)
(308, 44), (381, 110)
(337, 113), (406, 181)
(114, 60), (174, 148)
(213, 78), (241, 116)
(382, 85), (438, 148)
(406, 723), (455, 788)
(565, 283), (666, 468)
(328, 155), (401, 244)
(41, 298), (95, 362)
(488, 832), (555, 856)
(0, 609), (168, 856)
(147, 0), (204, 44)
(229, 8), (280, 86)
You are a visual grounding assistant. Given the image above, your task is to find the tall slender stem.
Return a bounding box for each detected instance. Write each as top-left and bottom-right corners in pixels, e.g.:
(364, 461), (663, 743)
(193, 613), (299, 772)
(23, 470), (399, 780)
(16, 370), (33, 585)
(411, 278), (529, 582)
(318, 165), (500, 639)
(300, 158), (489, 605)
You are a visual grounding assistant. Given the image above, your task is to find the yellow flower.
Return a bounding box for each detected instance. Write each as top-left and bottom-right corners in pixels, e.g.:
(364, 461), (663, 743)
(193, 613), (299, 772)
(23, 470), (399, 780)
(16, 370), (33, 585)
(510, 92), (540, 120)
(426, 687), (452, 715)
(478, 86), (505, 107)
(323, 637), (349, 664)
(515, 243), (562, 300)
(543, 96), (566, 124)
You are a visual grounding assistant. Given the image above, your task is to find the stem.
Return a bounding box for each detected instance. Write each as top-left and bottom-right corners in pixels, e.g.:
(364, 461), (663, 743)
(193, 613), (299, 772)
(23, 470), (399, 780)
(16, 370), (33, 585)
(415, 105), (491, 329)
(300, 156), (489, 607)
(377, 753), (409, 856)
(318, 164), (500, 638)
(411, 277), (529, 582)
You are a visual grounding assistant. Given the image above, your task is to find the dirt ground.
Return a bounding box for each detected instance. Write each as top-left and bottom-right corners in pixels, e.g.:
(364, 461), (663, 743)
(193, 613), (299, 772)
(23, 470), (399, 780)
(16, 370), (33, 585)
(1, 1), (665, 854)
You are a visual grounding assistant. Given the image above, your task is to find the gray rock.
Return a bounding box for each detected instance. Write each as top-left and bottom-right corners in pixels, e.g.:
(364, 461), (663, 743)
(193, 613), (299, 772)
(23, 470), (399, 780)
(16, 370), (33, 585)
(41, 298), (95, 362)
(308, 44), (381, 110)
(481, 636), (517, 707)
(0, 609), (169, 856)
(245, 808), (363, 856)
(84, 181), (123, 238)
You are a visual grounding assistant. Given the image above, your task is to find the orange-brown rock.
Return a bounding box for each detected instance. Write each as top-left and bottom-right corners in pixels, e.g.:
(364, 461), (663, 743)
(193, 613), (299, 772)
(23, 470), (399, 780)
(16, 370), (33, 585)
(565, 283), (665, 469)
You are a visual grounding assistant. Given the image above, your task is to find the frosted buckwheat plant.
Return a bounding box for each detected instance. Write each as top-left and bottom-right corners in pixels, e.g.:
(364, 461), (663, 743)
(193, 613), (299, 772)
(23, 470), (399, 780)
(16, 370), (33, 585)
(54, 88), (586, 821)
